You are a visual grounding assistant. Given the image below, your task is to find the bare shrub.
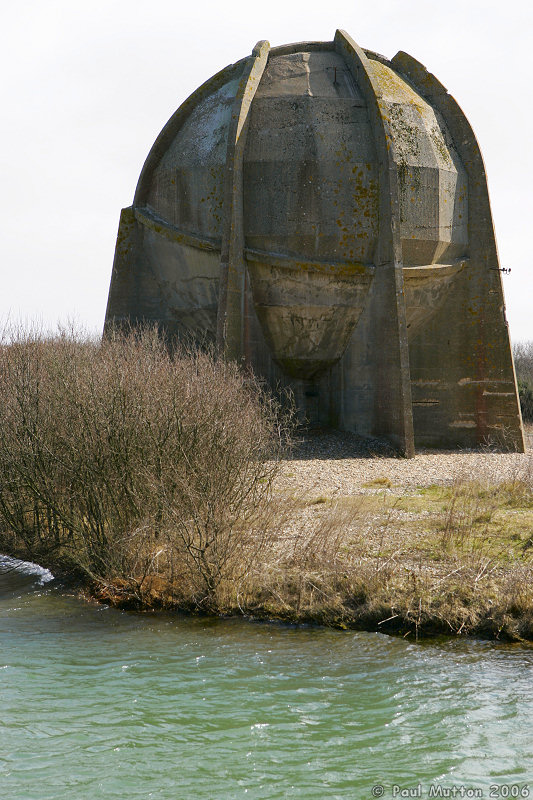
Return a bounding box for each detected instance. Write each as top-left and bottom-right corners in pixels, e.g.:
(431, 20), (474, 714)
(513, 341), (533, 423)
(0, 325), (289, 608)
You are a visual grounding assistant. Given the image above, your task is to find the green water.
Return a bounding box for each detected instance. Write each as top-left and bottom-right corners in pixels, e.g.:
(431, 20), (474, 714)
(1, 557), (532, 800)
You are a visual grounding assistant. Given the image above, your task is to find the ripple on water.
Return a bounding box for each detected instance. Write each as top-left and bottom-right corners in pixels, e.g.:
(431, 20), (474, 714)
(0, 560), (532, 799)
(0, 555), (53, 599)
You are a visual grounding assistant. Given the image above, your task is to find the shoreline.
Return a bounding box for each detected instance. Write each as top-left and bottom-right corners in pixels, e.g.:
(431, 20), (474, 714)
(47, 571), (532, 644)
(6, 544), (533, 644)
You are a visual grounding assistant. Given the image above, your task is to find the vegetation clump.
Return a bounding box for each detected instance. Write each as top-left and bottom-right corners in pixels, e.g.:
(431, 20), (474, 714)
(0, 326), (288, 610)
(514, 341), (533, 422)
(238, 470), (533, 642)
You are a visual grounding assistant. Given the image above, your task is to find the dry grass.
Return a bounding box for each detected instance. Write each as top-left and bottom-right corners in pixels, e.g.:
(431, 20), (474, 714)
(230, 457), (533, 641)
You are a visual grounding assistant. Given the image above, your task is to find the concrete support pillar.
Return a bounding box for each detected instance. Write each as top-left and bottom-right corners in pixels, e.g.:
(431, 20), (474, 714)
(334, 30), (415, 456)
(217, 40), (270, 362)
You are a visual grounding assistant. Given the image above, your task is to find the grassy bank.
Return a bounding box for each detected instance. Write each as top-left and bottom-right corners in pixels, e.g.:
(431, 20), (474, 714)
(252, 459), (533, 641)
(79, 454), (533, 642)
(0, 328), (532, 642)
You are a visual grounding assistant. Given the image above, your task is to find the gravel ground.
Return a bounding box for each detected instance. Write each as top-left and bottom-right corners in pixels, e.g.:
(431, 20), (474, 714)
(275, 428), (533, 497)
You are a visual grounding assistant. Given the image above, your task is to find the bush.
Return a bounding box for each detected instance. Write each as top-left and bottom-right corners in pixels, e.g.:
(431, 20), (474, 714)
(513, 341), (533, 422)
(518, 381), (533, 423)
(0, 326), (288, 608)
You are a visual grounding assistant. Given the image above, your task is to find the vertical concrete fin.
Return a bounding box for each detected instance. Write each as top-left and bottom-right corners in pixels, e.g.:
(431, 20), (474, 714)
(334, 30), (415, 456)
(216, 40), (270, 361)
(392, 51), (525, 452)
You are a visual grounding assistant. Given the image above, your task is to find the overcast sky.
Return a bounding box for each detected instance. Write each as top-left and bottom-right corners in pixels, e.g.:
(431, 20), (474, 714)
(2, 0), (531, 340)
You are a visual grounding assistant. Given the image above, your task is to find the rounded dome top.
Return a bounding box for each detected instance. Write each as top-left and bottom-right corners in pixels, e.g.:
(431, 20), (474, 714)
(138, 38), (467, 269)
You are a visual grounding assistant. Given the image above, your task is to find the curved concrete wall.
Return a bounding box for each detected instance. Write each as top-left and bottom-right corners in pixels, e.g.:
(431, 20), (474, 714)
(365, 58), (468, 267)
(146, 77), (240, 241)
(390, 50), (524, 450)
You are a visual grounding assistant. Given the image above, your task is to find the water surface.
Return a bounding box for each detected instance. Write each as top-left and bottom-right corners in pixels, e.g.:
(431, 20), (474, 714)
(1, 556), (532, 799)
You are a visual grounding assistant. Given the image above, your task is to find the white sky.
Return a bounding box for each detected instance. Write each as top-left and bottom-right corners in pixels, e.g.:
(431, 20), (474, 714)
(2, 0), (531, 340)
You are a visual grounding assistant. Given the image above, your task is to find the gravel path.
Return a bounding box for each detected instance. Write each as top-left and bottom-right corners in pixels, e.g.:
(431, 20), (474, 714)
(275, 429), (533, 497)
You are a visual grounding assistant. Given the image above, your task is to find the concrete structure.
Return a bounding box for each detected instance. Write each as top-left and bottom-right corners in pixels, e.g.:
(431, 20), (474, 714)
(106, 30), (525, 455)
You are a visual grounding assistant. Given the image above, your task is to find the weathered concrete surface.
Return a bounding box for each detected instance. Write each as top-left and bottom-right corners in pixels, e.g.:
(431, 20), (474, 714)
(391, 50), (524, 450)
(105, 31), (525, 455)
(246, 253), (374, 378)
